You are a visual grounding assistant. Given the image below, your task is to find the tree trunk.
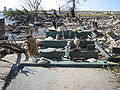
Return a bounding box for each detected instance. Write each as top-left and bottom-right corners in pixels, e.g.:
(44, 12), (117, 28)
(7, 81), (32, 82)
(53, 9), (59, 18)
(71, 0), (75, 17)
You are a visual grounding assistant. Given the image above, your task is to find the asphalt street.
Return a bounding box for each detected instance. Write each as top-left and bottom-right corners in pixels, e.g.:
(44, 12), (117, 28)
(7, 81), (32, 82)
(7, 67), (119, 90)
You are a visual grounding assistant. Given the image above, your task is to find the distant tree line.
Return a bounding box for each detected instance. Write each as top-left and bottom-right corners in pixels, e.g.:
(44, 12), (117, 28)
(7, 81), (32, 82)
(3, 8), (28, 16)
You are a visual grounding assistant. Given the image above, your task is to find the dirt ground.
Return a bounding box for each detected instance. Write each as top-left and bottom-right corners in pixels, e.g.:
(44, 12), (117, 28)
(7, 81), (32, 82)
(0, 54), (120, 90)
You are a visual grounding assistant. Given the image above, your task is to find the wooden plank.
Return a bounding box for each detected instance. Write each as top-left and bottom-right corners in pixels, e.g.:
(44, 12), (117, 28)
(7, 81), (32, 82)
(0, 43), (26, 53)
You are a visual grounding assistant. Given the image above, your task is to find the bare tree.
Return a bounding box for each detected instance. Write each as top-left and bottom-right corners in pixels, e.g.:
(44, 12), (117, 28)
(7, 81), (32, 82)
(20, 0), (43, 24)
(21, 0), (42, 12)
(58, 0), (86, 17)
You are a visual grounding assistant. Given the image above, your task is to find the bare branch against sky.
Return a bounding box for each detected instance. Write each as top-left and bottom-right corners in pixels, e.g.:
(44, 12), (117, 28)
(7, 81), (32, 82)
(20, 0), (42, 11)
(56, 0), (86, 10)
(0, 0), (120, 11)
(56, 0), (86, 17)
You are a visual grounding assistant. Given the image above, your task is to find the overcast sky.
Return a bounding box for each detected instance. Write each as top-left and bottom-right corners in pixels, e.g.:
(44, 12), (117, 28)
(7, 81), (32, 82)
(0, 0), (120, 11)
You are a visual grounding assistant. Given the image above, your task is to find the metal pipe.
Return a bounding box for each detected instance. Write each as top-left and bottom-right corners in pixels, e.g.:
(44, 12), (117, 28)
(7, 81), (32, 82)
(95, 41), (111, 59)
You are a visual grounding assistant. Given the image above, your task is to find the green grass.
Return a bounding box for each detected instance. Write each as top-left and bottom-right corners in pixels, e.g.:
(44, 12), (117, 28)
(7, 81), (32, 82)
(78, 14), (112, 17)
(58, 13), (120, 18)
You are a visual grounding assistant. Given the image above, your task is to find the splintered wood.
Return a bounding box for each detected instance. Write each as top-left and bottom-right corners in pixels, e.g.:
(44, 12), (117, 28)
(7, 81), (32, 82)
(25, 35), (38, 57)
